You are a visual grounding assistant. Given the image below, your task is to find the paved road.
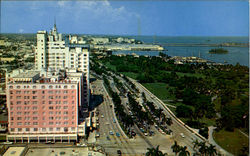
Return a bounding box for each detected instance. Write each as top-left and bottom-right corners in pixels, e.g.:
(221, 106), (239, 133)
(90, 79), (176, 155)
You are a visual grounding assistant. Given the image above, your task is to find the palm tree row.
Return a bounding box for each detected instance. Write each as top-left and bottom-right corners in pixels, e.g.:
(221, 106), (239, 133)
(192, 139), (217, 156)
(171, 141), (190, 156)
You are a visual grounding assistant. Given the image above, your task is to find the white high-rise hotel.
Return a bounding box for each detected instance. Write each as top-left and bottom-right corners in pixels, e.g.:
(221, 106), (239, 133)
(35, 23), (89, 108)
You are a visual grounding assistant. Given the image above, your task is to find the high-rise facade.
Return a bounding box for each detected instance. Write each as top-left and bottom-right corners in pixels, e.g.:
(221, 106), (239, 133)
(35, 24), (89, 108)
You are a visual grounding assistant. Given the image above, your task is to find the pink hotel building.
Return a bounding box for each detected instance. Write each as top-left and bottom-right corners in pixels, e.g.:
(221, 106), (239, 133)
(6, 70), (86, 142)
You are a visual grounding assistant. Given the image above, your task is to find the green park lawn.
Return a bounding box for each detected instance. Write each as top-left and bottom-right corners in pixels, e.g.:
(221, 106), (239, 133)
(142, 83), (176, 101)
(213, 129), (249, 155)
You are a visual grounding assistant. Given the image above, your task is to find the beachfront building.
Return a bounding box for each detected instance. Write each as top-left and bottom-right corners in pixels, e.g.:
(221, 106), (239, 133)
(35, 23), (89, 108)
(6, 69), (86, 142)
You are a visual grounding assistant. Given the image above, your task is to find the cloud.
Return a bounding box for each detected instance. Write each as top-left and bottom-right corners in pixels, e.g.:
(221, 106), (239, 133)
(57, 0), (139, 23)
(19, 29), (24, 33)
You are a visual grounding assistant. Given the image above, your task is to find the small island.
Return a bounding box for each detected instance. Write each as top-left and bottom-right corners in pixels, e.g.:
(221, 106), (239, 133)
(209, 48), (228, 54)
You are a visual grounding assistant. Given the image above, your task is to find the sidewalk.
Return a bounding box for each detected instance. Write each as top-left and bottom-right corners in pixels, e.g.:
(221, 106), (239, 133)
(88, 131), (96, 144)
(208, 126), (233, 156)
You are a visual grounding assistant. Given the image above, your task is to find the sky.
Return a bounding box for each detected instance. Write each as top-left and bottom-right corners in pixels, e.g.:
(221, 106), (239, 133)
(1, 0), (249, 36)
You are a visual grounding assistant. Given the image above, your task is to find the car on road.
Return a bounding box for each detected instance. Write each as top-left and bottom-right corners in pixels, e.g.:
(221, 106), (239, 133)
(140, 128), (145, 133)
(116, 132), (120, 137)
(95, 133), (100, 138)
(180, 133), (185, 138)
(109, 131), (114, 135)
(113, 118), (116, 123)
(3, 141), (13, 145)
(106, 136), (111, 140)
(144, 133), (148, 136)
(101, 115), (104, 118)
(117, 150), (122, 155)
(45, 141), (54, 144)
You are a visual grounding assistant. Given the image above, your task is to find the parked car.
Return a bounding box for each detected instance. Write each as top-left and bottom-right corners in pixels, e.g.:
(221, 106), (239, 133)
(116, 132), (120, 137)
(109, 131), (114, 135)
(180, 133), (185, 138)
(117, 150), (122, 155)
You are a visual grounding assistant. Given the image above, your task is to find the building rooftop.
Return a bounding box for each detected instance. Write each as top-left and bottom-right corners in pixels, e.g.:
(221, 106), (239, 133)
(13, 71), (39, 78)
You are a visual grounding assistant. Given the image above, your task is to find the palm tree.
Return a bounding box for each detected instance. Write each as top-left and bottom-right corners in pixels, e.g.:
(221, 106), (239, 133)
(178, 146), (190, 156)
(198, 142), (208, 156)
(192, 139), (200, 151)
(207, 144), (217, 156)
(146, 145), (168, 156)
(171, 141), (180, 156)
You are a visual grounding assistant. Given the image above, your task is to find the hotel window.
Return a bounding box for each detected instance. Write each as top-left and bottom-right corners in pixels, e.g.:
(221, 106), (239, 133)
(26, 128), (30, 131)
(42, 101), (45, 104)
(16, 91), (21, 94)
(16, 96), (21, 99)
(10, 96), (13, 99)
(71, 127), (75, 131)
(33, 86), (36, 89)
(64, 117), (68, 120)
(17, 117), (22, 120)
(48, 91), (53, 94)
(63, 101), (68, 104)
(33, 111), (38, 115)
(9, 86), (13, 89)
(17, 106), (21, 110)
(63, 91), (68, 94)
(42, 128), (46, 132)
(49, 117), (53, 120)
(10, 91), (13, 94)
(72, 122), (74, 125)
(33, 101), (38, 105)
(64, 85), (68, 89)
(64, 121), (68, 125)
(17, 112), (21, 115)
(34, 128), (38, 131)
(72, 96), (75, 99)
(17, 122), (22, 125)
(63, 106), (68, 109)
(64, 111), (68, 115)
(56, 127), (60, 131)
(11, 117), (14, 120)
(32, 96), (37, 99)
(33, 117), (38, 120)
(24, 96), (30, 99)
(49, 128), (53, 131)
(32, 106), (38, 110)
(18, 128), (22, 132)
(49, 122), (53, 125)
(17, 86), (21, 89)
(33, 122), (38, 125)
(49, 111), (53, 115)
(32, 91), (37, 94)
(10, 128), (14, 132)
(16, 101), (21, 105)
(49, 101), (53, 104)
(49, 106), (53, 110)
(49, 85), (53, 89)
(63, 96), (67, 99)
(49, 96), (53, 99)
(72, 111), (75, 115)
(42, 85), (45, 89)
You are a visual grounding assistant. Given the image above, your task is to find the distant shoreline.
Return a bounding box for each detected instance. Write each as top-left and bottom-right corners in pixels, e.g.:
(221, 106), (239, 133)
(159, 43), (249, 48)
